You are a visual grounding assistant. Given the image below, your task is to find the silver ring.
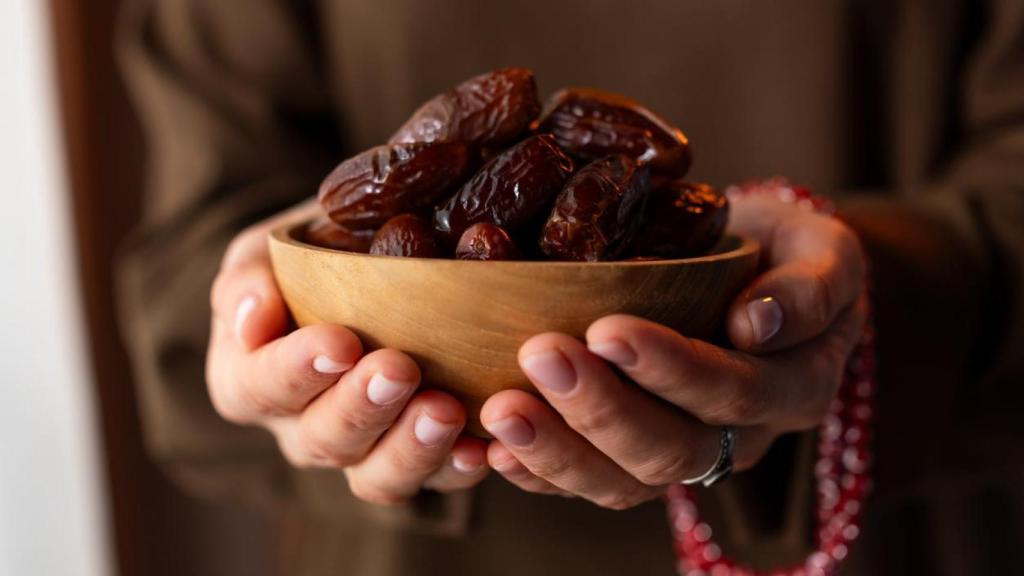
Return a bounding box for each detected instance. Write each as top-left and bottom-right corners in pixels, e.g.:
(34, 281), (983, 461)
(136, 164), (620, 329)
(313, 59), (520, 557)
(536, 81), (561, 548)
(680, 426), (736, 488)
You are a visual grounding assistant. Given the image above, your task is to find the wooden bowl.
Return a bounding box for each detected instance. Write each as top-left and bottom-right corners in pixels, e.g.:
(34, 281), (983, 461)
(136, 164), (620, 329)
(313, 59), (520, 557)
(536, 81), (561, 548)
(269, 222), (759, 435)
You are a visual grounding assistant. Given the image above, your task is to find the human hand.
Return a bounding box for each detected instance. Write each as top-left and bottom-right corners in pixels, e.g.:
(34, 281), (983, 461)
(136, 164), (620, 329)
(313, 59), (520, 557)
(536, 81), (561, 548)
(480, 194), (867, 509)
(206, 200), (489, 504)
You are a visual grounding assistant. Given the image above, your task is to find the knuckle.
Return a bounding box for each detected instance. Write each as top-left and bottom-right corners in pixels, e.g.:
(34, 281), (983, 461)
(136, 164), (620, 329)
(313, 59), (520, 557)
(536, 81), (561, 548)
(570, 400), (625, 438)
(347, 480), (410, 506)
(705, 376), (769, 425)
(633, 450), (698, 487)
(282, 453), (314, 469)
(388, 443), (437, 474)
(517, 482), (552, 496)
(298, 420), (359, 468)
(209, 391), (247, 425)
(595, 489), (647, 511)
(238, 383), (281, 418)
(337, 405), (385, 437)
(270, 424), (319, 469)
(494, 459), (530, 480)
(528, 454), (574, 482)
(209, 378), (261, 424)
(278, 441), (317, 469)
(303, 438), (351, 468)
(281, 374), (312, 401)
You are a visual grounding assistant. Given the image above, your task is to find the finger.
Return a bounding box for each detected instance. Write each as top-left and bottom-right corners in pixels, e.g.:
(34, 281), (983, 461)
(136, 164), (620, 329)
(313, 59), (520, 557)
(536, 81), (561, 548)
(725, 193), (799, 251)
(210, 198), (321, 351)
(422, 436), (491, 492)
(727, 203), (865, 351)
(517, 332), (723, 486)
(486, 441), (571, 496)
(480, 390), (658, 510)
(285, 349), (420, 468)
(345, 390), (465, 504)
(210, 263), (289, 351)
(208, 323), (363, 424)
(587, 314), (855, 430)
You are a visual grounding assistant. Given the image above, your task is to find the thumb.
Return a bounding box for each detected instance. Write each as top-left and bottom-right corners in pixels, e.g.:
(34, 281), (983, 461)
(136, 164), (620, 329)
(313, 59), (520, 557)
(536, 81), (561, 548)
(212, 199), (319, 350)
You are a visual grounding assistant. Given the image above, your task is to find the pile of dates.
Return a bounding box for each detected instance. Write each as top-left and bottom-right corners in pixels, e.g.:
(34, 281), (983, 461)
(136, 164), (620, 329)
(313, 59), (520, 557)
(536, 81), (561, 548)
(309, 67), (728, 261)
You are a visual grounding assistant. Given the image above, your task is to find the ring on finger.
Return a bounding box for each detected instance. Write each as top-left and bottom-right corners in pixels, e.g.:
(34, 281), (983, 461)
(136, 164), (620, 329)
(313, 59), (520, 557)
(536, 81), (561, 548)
(680, 426), (736, 488)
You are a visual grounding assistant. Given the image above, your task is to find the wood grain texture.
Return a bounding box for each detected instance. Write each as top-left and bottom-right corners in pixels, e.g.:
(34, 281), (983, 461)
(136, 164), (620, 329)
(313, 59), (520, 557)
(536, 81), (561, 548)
(270, 221), (759, 435)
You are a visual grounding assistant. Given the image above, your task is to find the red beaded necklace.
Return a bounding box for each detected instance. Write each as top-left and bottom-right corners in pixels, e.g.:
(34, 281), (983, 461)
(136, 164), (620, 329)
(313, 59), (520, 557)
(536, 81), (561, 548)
(665, 179), (877, 576)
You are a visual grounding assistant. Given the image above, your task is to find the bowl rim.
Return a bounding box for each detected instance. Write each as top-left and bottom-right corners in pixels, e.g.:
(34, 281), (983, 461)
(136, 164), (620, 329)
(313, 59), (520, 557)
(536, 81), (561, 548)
(270, 219), (759, 267)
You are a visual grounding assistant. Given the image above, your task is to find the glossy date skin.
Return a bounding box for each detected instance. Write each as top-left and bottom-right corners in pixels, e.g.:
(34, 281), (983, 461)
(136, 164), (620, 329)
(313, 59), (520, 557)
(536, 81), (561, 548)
(630, 181), (728, 258)
(369, 214), (443, 258)
(389, 68), (541, 147)
(540, 154), (650, 262)
(319, 142), (473, 230)
(455, 223), (521, 261)
(434, 134), (574, 239)
(534, 88), (691, 178)
(303, 217), (374, 253)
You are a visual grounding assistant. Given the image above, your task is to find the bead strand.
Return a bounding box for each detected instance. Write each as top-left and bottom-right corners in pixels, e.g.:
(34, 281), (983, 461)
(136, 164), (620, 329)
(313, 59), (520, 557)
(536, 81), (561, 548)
(665, 179), (876, 576)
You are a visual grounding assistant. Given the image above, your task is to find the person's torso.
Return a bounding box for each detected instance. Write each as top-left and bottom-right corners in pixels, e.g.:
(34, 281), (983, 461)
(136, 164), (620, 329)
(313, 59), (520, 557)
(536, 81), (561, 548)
(319, 0), (887, 195)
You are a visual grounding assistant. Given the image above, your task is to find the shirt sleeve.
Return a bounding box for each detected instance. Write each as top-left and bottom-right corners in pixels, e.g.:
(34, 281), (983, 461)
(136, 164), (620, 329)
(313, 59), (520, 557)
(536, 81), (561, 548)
(844, 0), (1024, 403)
(116, 0), (339, 510)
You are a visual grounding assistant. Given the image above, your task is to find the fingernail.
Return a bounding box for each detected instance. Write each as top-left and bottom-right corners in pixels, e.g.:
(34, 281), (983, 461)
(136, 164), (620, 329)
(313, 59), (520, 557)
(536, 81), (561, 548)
(234, 295), (259, 340)
(313, 355), (352, 374)
(485, 415), (536, 447)
(521, 350), (576, 394)
(414, 414), (455, 446)
(366, 373), (411, 406)
(747, 296), (784, 344)
(587, 339), (637, 367)
(452, 454), (481, 474)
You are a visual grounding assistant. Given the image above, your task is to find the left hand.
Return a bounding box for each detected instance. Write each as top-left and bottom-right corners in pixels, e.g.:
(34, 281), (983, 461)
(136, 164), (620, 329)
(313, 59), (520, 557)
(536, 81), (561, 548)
(479, 194), (868, 509)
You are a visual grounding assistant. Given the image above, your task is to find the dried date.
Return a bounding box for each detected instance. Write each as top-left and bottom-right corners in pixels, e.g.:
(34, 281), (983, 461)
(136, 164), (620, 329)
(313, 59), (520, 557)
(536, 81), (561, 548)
(455, 223), (520, 260)
(534, 88), (691, 178)
(629, 181), (728, 258)
(369, 214), (442, 258)
(434, 134), (574, 238)
(539, 154), (650, 261)
(303, 217), (374, 253)
(319, 141), (472, 230)
(389, 68), (540, 147)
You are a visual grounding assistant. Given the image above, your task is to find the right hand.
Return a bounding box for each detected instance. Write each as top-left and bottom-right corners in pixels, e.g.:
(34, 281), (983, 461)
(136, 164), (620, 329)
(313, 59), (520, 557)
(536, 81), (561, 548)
(205, 200), (490, 504)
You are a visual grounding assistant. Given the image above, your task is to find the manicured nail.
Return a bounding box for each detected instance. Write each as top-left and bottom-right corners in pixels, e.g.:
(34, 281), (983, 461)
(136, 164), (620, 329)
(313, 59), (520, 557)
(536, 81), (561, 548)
(521, 350), (576, 394)
(452, 454), (481, 474)
(313, 355), (352, 374)
(234, 295), (259, 340)
(587, 339), (637, 367)
(414, 414), (454, 446)
(747, 296), (783, 344)
(366, 373), (411, 406)
(485, 415), (536, 447)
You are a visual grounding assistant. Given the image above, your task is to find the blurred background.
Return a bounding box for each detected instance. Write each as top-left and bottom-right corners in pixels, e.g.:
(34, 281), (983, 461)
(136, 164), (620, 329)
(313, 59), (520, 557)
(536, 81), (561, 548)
(1, 2), (274, 575)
